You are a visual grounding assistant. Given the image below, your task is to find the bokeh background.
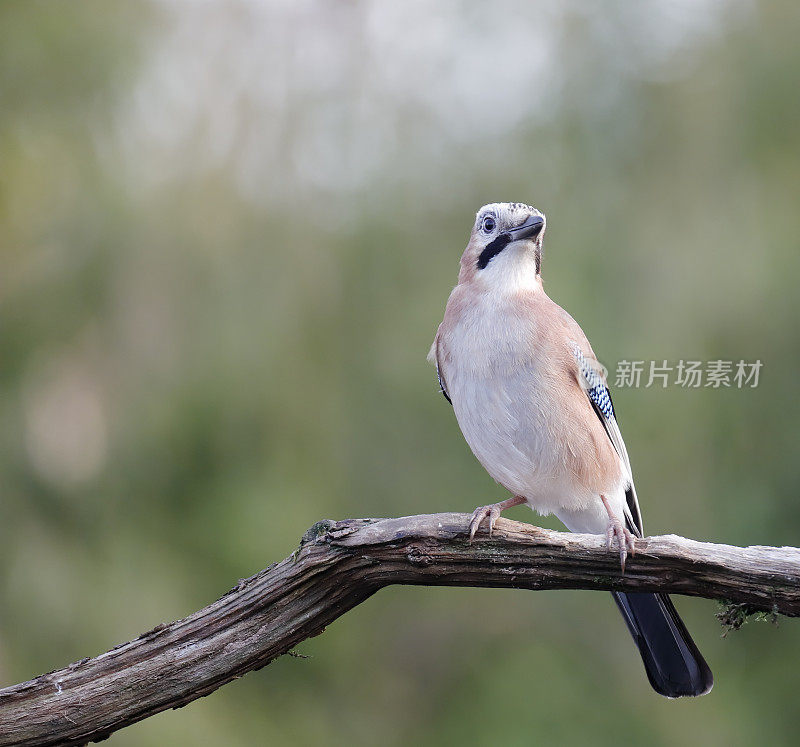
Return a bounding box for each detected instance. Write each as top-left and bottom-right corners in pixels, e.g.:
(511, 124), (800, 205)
(2, 1), (799, 744)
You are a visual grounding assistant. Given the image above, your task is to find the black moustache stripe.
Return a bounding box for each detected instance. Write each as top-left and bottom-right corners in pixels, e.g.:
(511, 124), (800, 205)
(476, 233), (511, 269)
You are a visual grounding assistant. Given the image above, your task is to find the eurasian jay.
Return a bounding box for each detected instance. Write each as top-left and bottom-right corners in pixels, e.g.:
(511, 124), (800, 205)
(429, 202), (712, 697)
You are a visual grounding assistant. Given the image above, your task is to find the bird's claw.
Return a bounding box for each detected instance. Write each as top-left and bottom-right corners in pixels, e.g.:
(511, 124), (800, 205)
(605, 518), (636, 573)
(468, 503), (504, 542)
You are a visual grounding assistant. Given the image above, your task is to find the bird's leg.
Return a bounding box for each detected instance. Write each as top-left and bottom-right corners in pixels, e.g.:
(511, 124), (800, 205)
(601, 494), (636, 573)
(468, 495), (526, 542)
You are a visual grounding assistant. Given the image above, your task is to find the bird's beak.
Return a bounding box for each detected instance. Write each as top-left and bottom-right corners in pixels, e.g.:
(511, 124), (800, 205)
(508, 214), (545, 241)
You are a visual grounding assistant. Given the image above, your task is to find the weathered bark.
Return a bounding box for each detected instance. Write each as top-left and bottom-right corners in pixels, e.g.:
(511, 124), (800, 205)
(1, 513), (798, 746)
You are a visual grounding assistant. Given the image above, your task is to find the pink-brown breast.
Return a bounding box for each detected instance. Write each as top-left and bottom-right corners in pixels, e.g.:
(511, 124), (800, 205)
(434, 283), (624, 504)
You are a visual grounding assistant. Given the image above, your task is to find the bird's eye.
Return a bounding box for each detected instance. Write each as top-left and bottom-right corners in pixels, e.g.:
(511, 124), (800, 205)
(482, 216), (496, 233)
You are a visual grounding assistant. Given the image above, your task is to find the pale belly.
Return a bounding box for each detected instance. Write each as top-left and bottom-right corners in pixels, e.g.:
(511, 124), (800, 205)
(436, 289), (628, 533)
(449, 366), (626, 526)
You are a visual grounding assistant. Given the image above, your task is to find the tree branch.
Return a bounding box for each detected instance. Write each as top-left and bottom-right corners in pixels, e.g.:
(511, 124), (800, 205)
(1, 513), (799, 746)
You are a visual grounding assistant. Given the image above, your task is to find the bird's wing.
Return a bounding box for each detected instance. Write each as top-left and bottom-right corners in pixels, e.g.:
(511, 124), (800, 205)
(428, 327), (452, 405)
(568, 340), (643, 537)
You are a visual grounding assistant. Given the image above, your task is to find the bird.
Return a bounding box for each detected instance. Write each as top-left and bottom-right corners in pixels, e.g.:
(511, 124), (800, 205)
(428, 202), (713, 698)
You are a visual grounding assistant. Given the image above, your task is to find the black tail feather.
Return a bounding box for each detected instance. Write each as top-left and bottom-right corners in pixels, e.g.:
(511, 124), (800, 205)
(612, 591), (713, 698)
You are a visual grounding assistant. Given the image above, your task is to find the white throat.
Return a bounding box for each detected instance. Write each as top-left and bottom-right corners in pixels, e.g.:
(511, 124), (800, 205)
(478, 242), (541, 294)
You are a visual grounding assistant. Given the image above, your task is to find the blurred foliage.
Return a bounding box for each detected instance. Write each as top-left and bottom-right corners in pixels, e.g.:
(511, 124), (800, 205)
(1, 1), (800, 745)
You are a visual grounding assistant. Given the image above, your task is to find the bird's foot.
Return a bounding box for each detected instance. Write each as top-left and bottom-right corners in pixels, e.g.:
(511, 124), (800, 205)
(605, 517), (636, 573)
(467, 495), (526, 542)
(468, 503), (504, 542)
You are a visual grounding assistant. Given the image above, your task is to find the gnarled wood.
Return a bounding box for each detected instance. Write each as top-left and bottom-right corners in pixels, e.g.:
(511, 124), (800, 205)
(1, 513), (798, 746)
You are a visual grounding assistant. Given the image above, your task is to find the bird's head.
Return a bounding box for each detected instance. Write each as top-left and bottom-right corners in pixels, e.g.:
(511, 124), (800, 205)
(459, 202), (546, 290)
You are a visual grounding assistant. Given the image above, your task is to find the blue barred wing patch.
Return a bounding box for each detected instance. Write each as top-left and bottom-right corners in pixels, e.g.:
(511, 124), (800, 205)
(588, 383), (614, 420)
(571, 345), (615, 420)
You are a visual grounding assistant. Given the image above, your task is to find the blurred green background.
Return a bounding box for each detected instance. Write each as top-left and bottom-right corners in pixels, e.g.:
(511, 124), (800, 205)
(2, 1), (799, 744)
